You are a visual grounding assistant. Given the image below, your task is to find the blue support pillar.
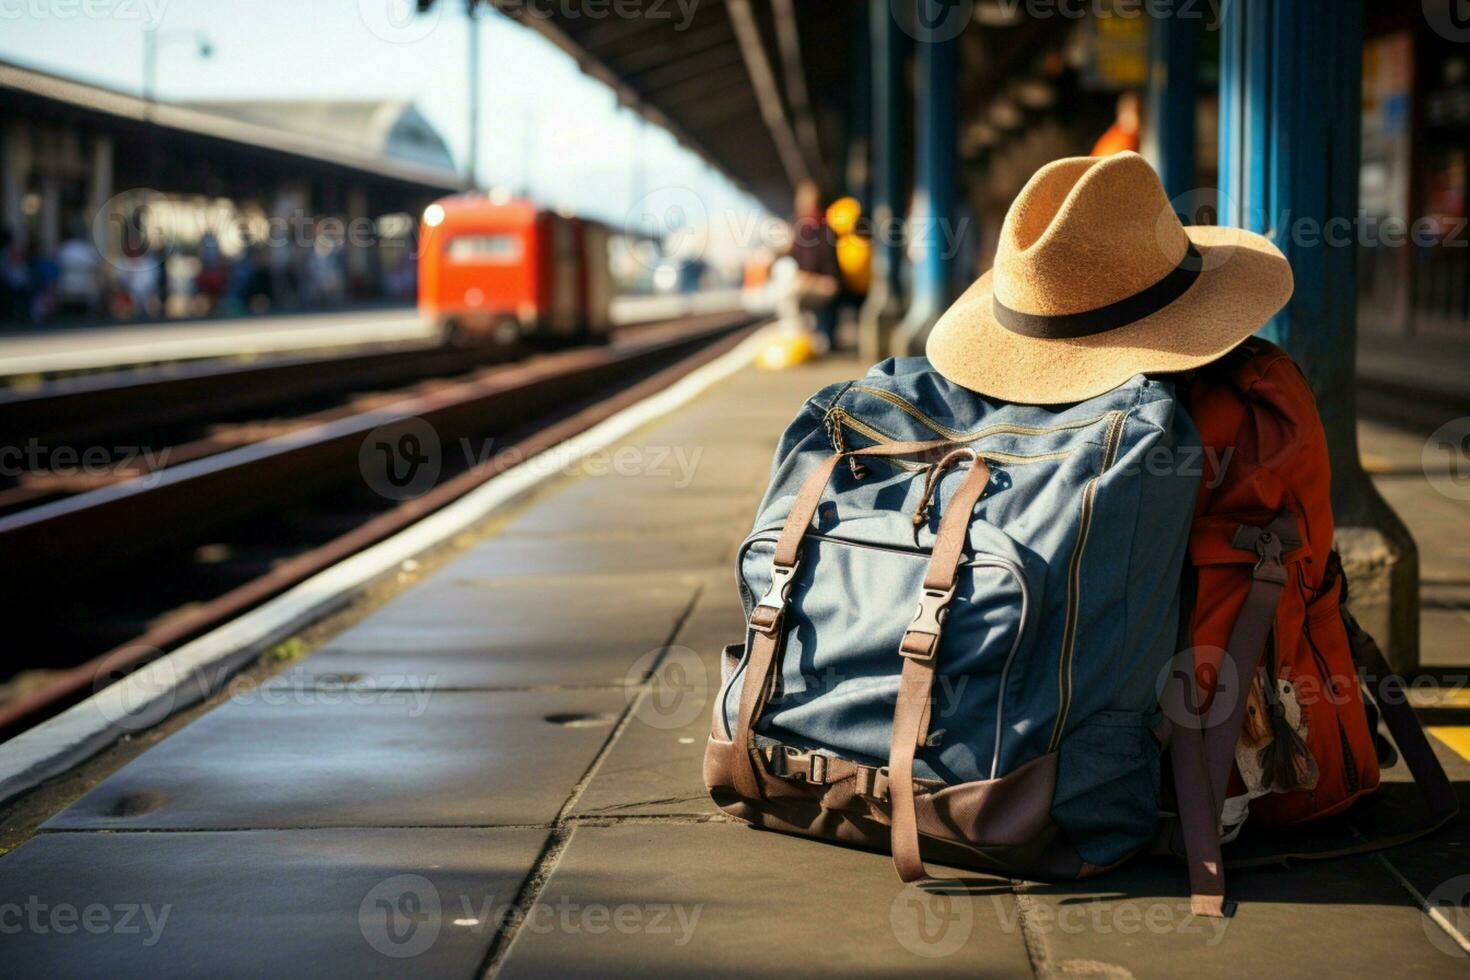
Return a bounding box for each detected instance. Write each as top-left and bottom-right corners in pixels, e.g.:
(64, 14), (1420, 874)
(1144, 3), (1201, 201)
(858, 0), (906, 364)
(1219, 0), (1418, 668)
(892, 2), (959, 356)
(845, 3), (871, 206)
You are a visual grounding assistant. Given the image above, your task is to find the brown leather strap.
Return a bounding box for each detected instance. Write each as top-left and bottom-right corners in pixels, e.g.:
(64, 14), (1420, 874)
(1170, 511), (1297, 917)
(889, 454), (992, 882)
(890, 657), (936, 881)
(1201, 513), (1298, 812)
(730, 629), (783, 798)
(731, 439), (957, 799)
(1163, 668), (1226, 916)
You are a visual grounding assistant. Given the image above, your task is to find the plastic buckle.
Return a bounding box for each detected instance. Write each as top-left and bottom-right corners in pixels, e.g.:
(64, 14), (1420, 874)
(901, 584), (956, 663)
(750, 560), (800, 635)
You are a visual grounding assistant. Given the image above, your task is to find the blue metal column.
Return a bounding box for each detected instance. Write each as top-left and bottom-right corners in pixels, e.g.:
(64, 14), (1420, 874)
(1144, 3), (1201, 201)
(1219, 0), (1418, 668)
(845, 3), (872, 207)
(858, 0), (906, 364)
(893, 2), (959, 356)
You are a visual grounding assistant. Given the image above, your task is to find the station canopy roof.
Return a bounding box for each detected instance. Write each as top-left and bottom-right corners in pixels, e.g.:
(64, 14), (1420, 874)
(470, 0), (1083, 215)
(0, 59), (464, 192)
(477, 0), (855, 214)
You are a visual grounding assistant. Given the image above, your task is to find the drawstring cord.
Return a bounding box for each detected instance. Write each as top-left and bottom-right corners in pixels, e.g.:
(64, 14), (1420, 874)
(912, 448), (981, 544)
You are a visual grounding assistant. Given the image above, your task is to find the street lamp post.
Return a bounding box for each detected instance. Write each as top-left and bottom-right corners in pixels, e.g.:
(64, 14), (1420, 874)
(466, 0), (481, 190)
(141, 26), (214, 121)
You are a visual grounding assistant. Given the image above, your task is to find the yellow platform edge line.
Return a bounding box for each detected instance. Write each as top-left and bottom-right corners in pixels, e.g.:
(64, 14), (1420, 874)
(1428, 726), (1470, 763)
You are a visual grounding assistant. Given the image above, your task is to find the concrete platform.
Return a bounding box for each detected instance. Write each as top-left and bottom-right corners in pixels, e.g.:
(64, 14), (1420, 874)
(0, 308), (437, 376)
(1361, 416), (1470, 672)
(0, 292), (749, 377)
(1, 352), (1468, 977)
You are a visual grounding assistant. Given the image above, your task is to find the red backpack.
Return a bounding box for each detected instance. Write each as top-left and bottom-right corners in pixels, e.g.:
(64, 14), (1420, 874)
(1165, 338), (1456, 916)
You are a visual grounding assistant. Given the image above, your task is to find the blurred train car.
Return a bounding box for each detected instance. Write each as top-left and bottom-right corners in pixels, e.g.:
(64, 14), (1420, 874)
(418, 195), (613, 346)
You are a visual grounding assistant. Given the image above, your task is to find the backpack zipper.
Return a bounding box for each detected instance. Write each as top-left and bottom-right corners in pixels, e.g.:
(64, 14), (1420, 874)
(827, 407), (1077, 467)
(1047, 408), (1128, 752)
(846, 384), (1112, 443)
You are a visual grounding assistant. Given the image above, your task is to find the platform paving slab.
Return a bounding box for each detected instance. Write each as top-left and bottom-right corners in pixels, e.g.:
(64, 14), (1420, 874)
(572, 583), (742, 819)
(44, 691), (625, 831)
(1360, 417), (1470, 670)
(0, 827), (548, 979)
(1013, 852), (1466, 977)
(499, 483), (760, 537)
(448, 532), (734, 580)
(567, 705), (719, 819)
(271, 573), (701, 690)
(495, 822), (1037, 979)
(330, 570), (698, 633)
(1340, 738), (1470, 929)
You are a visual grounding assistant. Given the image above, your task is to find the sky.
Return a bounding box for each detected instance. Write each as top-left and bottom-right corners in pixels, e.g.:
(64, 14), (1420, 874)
(0, 0), (765, 228)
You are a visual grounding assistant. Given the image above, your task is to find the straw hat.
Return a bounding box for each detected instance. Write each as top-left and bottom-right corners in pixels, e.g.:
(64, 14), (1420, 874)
(926, 152), (1293, 404)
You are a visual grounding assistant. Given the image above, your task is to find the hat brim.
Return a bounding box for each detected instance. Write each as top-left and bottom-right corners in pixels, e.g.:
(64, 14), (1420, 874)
(925, 225), (1294, 405)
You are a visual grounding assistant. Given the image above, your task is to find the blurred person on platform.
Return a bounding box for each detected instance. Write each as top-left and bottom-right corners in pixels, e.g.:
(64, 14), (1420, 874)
(384, 247), (416, 301)
(27, 241), (58, 324)
(195, 231), (229, 315)
(243, 241), (274, 313)
(117, 231), (161, 320)
(0, 228), (32, 322)
(56, 221), (103, 317)
(1092, 90), (1142, 156)
(785, 178), (839, 349)
(305, 228), (346, 308)
(825, 195), (870, 349)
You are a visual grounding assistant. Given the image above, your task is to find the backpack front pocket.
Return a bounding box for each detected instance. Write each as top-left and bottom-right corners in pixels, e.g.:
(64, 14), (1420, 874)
(722, 523), (1047, 786)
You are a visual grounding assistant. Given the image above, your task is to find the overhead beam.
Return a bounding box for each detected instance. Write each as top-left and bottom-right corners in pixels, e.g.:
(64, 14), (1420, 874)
(658, 81), (760, 119)
(726, 0), (810, 189)
(630, 47), (747, 98)
(573, 0), (726, 49)
(607, 19), (735, 75)
(770, 0), (826, 187)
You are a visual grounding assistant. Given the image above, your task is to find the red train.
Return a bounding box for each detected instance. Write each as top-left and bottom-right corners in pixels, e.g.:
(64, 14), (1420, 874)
(418, 195), (613, 346)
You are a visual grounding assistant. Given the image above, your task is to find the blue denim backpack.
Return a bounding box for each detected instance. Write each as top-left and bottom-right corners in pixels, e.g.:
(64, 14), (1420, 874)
(704, 356), (1201, 880)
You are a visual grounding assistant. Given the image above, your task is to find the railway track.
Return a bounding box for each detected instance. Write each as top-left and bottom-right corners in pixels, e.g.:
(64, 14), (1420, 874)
(0, 312), (760, 738)
(0, 338), (530, 450)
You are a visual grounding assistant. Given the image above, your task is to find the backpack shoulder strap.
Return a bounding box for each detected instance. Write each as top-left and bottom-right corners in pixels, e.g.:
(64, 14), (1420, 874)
(890, 450), (992, 882)
(1170, 509), (1300, 917)
(1203, 513), (1301, 805)
(1346, 609), (1459, 826)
